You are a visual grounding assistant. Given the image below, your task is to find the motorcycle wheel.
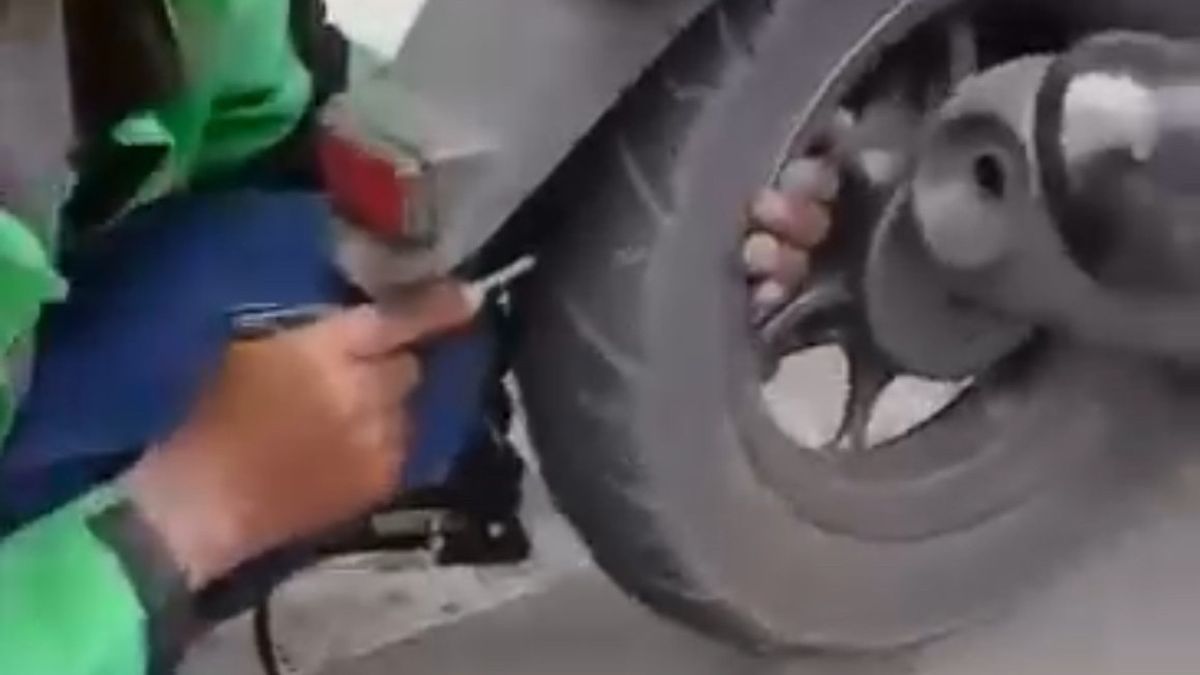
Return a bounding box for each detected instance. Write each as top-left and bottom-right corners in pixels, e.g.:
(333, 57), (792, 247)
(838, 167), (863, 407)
(515, 0), (1183, 650)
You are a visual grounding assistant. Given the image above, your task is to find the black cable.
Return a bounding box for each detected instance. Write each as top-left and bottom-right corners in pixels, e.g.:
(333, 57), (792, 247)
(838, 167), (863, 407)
(249, 534), (431, 675)
(253, 597), (285, 675)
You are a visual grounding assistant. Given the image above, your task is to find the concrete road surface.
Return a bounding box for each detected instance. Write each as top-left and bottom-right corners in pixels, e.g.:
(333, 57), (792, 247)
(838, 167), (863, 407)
(331, 571), (900, 675)
(324, 478), (1200, 675)
(185, 444), (1200, 675)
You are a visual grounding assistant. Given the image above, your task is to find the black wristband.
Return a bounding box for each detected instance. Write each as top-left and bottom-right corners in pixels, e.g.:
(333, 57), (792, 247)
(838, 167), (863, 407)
(88, 497), (195, 674)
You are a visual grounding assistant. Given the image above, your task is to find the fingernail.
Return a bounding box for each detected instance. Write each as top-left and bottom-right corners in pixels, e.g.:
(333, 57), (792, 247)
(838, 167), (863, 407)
(780, 159), (840, 202)
(743, 232), (780, 275)
(753, 281), (788, 309)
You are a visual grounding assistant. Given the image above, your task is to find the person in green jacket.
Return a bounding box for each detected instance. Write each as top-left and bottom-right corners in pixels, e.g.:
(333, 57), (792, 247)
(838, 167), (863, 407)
(0, 1), (475, 673)
(0, 1), (832, 673)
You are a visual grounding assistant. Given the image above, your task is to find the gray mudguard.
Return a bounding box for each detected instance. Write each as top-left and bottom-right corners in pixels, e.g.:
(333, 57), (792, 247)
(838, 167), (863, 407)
(336, 0), (715, 275)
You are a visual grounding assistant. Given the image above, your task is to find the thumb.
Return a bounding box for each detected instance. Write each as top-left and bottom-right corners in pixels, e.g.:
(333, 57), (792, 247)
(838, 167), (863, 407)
(344, 281), (478, 360)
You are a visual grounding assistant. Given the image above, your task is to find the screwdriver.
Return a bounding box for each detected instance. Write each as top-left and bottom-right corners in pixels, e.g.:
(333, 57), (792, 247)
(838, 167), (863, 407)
(229, 256), (536, 340)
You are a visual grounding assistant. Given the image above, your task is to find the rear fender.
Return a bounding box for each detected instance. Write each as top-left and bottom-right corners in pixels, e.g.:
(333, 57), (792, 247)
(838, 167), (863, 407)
(329, 0), (715, 277)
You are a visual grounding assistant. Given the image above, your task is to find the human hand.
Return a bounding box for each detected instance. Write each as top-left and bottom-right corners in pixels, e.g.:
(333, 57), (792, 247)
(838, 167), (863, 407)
(742, 108), (855, 313)
(743, 156), (840, 311)
(124, 282), (474, 589)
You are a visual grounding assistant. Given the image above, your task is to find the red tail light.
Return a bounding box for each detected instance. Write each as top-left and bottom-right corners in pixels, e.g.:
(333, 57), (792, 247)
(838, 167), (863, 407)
(317, 128), (425, 241)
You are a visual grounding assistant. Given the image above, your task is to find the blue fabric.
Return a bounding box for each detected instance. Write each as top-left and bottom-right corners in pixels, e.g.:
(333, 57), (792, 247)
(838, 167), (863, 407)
(408, 333), (494, 489)
(0, 191), (490, 530)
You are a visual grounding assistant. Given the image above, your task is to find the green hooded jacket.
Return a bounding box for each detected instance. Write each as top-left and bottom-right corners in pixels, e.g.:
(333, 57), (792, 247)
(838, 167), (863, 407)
(0, 1), (316, 672)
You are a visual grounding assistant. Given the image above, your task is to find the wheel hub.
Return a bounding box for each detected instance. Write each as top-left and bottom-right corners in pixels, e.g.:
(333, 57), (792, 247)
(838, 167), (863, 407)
(737, 1), (1200, 546)
(862, 56), (1048, 379)
(869, 33), (1200, 376)
(754, 13), (1200, 472)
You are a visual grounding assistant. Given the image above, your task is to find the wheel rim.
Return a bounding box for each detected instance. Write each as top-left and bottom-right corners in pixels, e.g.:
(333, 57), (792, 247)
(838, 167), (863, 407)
(741, 0), (1193, 541)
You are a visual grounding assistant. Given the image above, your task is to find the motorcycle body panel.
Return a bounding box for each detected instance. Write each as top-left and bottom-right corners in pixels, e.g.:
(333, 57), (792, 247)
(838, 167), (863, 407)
(338, 0), (715, 270)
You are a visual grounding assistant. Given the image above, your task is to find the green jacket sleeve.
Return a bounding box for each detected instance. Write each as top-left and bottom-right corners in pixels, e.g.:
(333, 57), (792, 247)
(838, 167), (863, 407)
(0, 210), (66, 439)
(0, 487), (148, 675)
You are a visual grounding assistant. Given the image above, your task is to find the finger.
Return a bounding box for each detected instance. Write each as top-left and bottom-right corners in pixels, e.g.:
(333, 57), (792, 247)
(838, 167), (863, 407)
(779, 158), (841, 203)
(742, 232), (812, 285)
(750, 190), (832, 249)
(742, 232), (780, 278)
(342, 281), (477, 360)
(752, 280), (789, 311)
(772, 246), (812, 290)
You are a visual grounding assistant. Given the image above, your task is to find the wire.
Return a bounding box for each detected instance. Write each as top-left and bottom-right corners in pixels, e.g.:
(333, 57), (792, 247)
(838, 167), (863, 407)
(253, 597), (286, 675)
(250, 533), (433, 675)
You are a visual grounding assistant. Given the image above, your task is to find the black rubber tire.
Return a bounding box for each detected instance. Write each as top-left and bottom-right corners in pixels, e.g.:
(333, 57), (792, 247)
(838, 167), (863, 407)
(515, 0), (1167, 651)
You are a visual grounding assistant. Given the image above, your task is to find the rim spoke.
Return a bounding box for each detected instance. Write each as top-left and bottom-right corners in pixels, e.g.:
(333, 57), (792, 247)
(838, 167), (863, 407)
(828, 342), (895, 454)
(759, 276), (853, 355)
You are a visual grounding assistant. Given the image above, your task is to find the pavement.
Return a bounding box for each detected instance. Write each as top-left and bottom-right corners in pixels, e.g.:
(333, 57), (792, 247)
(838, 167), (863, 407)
(357, 493), (1200, 675)
(185, 455), (1200, 675)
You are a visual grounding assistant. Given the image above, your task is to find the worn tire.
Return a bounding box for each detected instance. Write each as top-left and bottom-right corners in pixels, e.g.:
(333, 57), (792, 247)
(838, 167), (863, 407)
(515, 0), (1167, 650)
